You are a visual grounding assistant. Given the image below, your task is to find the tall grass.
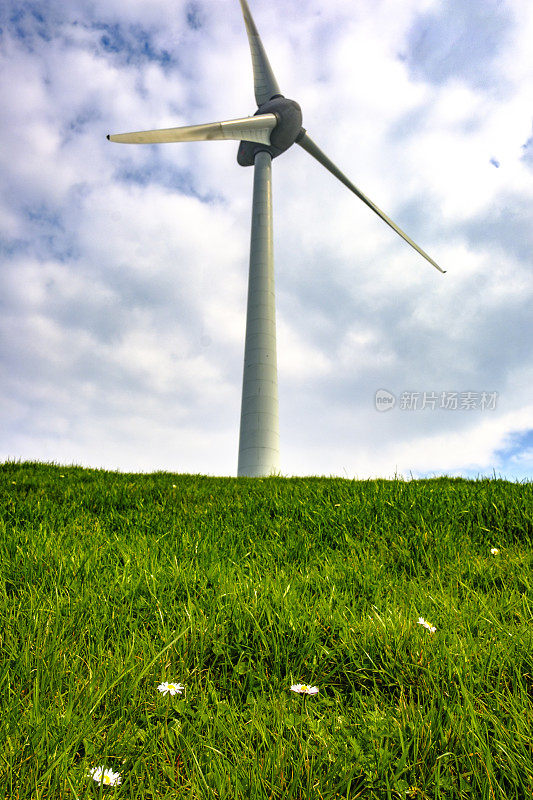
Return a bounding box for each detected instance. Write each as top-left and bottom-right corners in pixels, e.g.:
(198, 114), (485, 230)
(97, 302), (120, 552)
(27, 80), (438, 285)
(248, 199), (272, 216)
(1, 461), (532, 799)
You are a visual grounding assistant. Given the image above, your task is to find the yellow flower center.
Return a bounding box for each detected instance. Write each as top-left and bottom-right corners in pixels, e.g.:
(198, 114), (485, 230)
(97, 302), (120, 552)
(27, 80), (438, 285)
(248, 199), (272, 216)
(103, 775), (111, 785)
(301, 685), (309, 692)
(169, 684), (176, 690)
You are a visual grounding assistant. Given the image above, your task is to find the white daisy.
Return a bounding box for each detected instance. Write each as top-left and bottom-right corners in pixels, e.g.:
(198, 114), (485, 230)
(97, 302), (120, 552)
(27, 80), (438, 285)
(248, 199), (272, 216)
(490, 548), (500, 555)
(417, 617), (436, 633)
(157, 681), (184, 696)
(290, 683), (319, 695)
(87, 766), (122, 787)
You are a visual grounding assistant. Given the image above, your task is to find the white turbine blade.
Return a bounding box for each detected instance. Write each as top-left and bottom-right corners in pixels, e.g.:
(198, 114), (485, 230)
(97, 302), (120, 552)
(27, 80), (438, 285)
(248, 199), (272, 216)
(239, 0), (281, 106)
(297, 131), (446, 274)
(107, 113), (277, 145)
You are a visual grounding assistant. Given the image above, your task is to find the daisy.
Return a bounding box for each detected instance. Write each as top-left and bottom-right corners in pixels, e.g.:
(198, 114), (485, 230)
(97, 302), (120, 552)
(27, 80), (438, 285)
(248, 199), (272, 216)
(490, 548), (500, 555)
(290, 683), (319, 695)
(157, 681), (184, 696)
(87, 766), (122, 787)
(417, 617), (436, 633)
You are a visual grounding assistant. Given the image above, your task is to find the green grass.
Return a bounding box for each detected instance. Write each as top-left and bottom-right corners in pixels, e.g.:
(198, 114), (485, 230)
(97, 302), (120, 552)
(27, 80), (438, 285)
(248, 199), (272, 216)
(1, 461), (532, 799)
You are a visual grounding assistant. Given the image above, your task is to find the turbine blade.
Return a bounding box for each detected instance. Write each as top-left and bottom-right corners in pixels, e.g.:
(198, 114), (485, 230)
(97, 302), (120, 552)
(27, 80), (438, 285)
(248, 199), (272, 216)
(107, 113), (277, 145)
(297, 131), (446, 274)
(239, 0), (281, 106)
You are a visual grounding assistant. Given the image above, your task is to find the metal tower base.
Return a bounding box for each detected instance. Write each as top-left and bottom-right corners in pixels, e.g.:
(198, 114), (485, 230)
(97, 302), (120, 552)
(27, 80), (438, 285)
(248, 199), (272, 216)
(237, 150), (280, 477)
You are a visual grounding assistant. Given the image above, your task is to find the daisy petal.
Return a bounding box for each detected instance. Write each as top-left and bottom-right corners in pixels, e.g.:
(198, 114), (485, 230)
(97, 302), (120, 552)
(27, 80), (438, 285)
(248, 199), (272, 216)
(88, 766), (122, 787)
(290, 683), (319, 695)
(157, 681), (184, 695)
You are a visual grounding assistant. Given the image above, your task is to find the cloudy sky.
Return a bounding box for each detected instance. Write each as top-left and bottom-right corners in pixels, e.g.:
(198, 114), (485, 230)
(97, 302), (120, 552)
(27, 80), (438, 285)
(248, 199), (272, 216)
(1, 0), (532, 479)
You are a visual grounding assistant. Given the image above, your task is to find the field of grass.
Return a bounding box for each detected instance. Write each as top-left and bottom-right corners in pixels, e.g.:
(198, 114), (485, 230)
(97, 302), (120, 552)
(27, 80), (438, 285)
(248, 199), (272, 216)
(1, 461), (532, 799)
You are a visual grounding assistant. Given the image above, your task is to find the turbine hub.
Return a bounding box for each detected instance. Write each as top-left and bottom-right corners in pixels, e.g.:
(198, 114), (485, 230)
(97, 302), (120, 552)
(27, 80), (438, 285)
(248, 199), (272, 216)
(237, 96), (303, 166)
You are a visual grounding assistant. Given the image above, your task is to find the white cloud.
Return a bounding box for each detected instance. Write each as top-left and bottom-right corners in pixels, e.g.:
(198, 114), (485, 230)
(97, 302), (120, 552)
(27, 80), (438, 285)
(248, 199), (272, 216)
(1, 0), (532, 478)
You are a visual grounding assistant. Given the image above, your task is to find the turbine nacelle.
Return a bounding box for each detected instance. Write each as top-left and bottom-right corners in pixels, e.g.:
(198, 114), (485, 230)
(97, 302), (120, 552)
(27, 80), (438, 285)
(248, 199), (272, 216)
(237, 96), (303, 166)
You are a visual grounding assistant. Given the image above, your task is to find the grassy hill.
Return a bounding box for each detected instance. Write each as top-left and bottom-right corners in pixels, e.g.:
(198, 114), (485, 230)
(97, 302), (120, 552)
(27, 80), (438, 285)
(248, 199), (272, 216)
(1, 461), (532, 798)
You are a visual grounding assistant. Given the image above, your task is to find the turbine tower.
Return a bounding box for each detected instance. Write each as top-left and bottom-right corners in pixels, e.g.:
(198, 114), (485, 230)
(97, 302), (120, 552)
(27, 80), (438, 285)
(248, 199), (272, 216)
(107, 0), (445, 478)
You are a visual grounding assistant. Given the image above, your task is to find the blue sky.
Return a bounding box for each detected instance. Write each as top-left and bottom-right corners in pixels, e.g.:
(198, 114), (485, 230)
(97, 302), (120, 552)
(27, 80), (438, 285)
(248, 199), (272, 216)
(1, 0), (532, 478)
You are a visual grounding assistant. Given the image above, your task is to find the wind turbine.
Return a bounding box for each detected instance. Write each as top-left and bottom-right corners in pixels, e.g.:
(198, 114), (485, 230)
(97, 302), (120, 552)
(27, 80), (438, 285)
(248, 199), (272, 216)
(107, 0), (445, 478)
